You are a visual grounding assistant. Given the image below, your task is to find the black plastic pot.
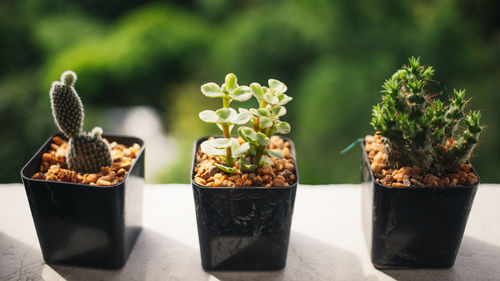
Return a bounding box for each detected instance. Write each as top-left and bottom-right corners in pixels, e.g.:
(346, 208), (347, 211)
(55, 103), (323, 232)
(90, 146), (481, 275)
(361, 141), (479, 268)
(191, 137), (298, 270)
(20, 134), (145, 268)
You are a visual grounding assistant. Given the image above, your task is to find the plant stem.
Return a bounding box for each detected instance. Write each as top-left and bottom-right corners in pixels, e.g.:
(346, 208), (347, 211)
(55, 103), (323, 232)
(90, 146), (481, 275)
(254, 145), (264, 167)
(253, 117), (260, 131)
(221, 96), (233, 166)
(222, 123), (233, 166)
(223, 96), (230, 108)
(265, 126), (274, 137)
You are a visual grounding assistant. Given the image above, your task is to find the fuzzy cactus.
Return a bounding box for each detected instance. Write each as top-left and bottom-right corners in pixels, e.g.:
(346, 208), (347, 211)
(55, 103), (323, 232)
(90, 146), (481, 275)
(50, 71), (84, 138)
(371, 57), (483, 174)
(50, 71), (112, 173)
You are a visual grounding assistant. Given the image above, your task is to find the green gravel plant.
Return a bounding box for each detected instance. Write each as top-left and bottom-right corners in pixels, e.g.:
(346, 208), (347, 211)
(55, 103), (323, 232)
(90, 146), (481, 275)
(371, 57), (483, 174)
(199, 73), (292, 174)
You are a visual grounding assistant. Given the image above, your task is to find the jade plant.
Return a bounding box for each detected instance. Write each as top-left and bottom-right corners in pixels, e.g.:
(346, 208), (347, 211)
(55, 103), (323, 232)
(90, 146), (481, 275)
(50, 70), (112, 173)
(371, 57), (483, 174)
(199, 73), (292, 174)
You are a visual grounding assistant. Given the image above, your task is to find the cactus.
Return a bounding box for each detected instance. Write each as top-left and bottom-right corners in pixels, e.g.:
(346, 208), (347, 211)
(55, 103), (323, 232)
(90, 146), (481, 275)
(371, 57), (483, 174)
(50, 71), (112, 173)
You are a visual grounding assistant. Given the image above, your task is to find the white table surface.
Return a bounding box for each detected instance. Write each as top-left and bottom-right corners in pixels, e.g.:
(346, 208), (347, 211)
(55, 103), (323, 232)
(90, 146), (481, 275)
(1, 184), (499, 281)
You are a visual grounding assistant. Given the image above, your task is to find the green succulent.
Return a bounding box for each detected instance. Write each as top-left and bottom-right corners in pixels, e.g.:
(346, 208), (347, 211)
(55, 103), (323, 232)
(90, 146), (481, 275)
(371, 57), (483, 174)
(199, 74), (292, 174)
(238, 79), (292, 170)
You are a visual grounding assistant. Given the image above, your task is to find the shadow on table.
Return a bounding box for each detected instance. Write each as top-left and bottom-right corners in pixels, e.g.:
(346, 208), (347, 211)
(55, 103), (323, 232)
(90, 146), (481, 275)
(0, 232), (44, 280)
(49, 228), (209, 280)
(209, 232), (379, 281)
(381, 236), (500, 281)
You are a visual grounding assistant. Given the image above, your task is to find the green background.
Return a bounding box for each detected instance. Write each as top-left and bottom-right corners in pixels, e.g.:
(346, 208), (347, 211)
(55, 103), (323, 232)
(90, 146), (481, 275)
(1, 0), (499, 183)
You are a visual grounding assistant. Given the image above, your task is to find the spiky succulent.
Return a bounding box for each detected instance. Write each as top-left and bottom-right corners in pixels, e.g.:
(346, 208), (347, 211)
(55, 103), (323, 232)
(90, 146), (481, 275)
(199, 73), (292, 173)
(50, 71), (112, 173)
(371, 57), (483, 174)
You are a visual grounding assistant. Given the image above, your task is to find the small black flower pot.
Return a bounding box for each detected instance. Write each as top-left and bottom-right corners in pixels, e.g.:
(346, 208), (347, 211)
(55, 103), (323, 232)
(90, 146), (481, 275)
(361, 141), (479, 268)
(20, 134), (145, 269)
(191, 137), (298, 270)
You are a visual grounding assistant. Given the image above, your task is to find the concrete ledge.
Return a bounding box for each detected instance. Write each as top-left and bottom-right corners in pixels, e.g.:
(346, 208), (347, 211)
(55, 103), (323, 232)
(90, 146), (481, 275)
(1, 184), (499, 280)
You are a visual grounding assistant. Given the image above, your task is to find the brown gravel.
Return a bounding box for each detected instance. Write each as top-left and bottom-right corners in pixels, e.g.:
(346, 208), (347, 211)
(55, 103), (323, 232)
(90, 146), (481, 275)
(365, 135), (478, 187)
(193, 136), (296, 187)
(32, 136), (141, 186)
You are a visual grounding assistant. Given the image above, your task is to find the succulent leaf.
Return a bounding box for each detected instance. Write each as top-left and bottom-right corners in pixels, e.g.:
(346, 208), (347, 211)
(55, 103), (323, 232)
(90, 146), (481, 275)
(199, 110), (218, 123)
(265, 149), (284, 159)
(233, 141), (250, 158)
(201, 82), (225, 98)
(215, 108), (235, 123)
(215, 163), (238, 174)
(225, 73), (237, 91)
(268, 79), (287, 94)
(275, 121), (291, 134)
(230, 86), (252, 102)
(200, 139), (227, 156)
(250, 83), (264, 99)
(259, 117), (273, 128)
(231, 111), (251, 125)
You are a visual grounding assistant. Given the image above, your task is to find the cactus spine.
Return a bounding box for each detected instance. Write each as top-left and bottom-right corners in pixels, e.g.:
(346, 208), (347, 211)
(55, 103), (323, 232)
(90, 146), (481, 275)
(50, 71), (112, 173)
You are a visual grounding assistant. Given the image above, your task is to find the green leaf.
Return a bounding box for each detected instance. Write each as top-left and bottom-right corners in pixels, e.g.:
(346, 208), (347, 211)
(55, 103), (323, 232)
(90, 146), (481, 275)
(207, 138), (232, 148)
(275, 121), (291, 134)
(230, 86), (252, 102)
(199, 110), (218, 123)
(200, 140), (226, 156)
(268, 79), (287, 94)
(233, 142), (250, 158)
(201, 83), (225, 98)
(271, 106), (286, 117)
(249, 108), (259, 116)
(264, 93), (279, 105)
(231, 111), (251, 125)
(250, 83), (264, 99)
(215, 108), (235, 123)
(277, 94), (293, 105)
(257, 108), (271, 117)
(248, 146), (256, 156)
(238, 127), (258, 143)
(225, 73), (237, 91)
(215, 163), (238, 174)
(259, 117), (273, 128)
(256, 132), (270, 146)
(265, 149), (284, 159)
(239, 157), (257, 172)
(260, 156), (274, 166)
(238, 108), (250, 115)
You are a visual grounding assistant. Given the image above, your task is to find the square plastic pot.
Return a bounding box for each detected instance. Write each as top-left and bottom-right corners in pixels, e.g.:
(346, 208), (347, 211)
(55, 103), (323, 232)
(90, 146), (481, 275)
(191, 137), (298, 270)
(20, 134), (145, 268)
(361, 141), (478, 268)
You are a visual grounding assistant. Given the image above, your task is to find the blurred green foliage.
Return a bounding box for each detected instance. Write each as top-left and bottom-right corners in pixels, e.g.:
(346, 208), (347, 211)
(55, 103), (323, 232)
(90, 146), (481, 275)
(0, 0), (499, 183)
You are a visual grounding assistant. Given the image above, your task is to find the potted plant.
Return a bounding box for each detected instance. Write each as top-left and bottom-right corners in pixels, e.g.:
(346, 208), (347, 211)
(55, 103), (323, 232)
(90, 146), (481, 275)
(191, 73), (298, 270)
(20, 71), (145, 268)
(362, 57), (483, 268)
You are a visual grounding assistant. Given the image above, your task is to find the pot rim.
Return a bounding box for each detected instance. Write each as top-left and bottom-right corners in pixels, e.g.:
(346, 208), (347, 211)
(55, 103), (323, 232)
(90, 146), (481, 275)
(191, 136), (299, 190)
(20, 133), (145, 189)
(361, 138), (480, 190)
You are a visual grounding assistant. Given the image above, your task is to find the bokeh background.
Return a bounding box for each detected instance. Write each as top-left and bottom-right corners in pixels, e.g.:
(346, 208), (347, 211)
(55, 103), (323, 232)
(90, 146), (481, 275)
(1, 0), (499, 184)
